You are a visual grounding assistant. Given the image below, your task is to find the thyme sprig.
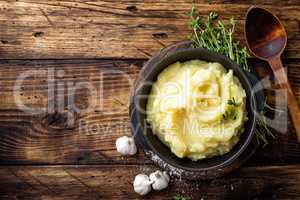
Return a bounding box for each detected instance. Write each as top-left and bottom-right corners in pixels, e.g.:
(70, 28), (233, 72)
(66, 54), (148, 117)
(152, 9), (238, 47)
(255, 98), (275, 146)
(187, 6), (274, 145)
(188, 6), (250, 71)
(227, 97), (240, 106)
(173, 195), (191, 200)
(223, 109), (238, 121)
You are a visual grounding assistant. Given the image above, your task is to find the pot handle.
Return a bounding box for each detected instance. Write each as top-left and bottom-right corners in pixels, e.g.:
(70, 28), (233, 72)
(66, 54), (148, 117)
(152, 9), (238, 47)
(245, 71), (265, 112)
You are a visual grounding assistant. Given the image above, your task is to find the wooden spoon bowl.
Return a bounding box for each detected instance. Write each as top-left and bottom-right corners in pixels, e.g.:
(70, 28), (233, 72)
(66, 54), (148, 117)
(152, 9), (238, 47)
(245, 7), (287, 59)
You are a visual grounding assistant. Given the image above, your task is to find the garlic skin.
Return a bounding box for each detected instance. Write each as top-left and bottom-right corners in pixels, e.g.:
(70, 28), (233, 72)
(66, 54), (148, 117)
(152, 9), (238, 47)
(133, 174), (153, 195)
(149, 170), (170, 191)
(115, 136), (137, 155)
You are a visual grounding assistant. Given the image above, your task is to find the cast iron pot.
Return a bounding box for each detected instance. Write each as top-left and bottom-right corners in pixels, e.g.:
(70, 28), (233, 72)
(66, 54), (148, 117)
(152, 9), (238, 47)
(129, 41), (264, 180)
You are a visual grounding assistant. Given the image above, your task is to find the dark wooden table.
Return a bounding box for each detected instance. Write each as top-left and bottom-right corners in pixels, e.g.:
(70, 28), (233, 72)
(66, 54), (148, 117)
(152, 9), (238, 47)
(0, 1), (300, 199)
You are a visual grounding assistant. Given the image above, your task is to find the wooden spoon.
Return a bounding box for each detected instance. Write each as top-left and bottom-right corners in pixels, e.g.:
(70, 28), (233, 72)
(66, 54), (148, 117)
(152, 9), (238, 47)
(245, 6), (300, 143)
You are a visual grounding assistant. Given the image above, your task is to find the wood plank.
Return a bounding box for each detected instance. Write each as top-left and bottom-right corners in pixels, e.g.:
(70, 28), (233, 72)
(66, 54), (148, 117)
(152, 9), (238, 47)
(0, 1), (299, 59)
(0, 59), (146, 164)
(0, 164), (300, 200)
(195, 0), (300, 5)
(0, 59), (300, 165)
(77, 0), (300, 6)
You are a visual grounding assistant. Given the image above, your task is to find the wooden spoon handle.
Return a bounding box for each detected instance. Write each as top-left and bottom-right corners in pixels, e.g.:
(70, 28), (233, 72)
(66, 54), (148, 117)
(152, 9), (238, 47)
(269, 57), (300, 143)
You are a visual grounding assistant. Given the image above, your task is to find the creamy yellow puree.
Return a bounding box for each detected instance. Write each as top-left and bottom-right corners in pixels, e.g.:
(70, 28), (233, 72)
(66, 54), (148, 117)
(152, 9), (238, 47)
(146, 60), (247, 160)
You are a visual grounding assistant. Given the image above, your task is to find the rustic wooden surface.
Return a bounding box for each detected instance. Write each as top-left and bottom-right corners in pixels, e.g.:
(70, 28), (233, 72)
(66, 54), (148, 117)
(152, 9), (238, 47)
(0, 0), (300, 59)
(0, 0), (299, 199)
(1, 165), (300, 200)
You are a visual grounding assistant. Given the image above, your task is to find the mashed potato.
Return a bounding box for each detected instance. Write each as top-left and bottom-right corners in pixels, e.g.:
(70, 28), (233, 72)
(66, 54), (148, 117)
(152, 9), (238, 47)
(146, 60), (247, 160)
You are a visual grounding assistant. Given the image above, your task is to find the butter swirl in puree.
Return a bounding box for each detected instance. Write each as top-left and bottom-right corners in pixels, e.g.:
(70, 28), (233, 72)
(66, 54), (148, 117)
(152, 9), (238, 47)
(146, 60), (247, 160)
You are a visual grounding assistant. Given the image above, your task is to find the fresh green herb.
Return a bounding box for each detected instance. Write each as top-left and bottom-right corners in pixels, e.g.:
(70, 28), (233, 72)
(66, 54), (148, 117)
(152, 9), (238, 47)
(262, 101), (285, 114)
(255, 116), (274, 146)
(188, 6), (250, 71)
(227, 97), (240, 106)
(223, 109), (238, 120)
(187, 6), (275, 145)
(173, 195), (191, 200)
(255, 98), (276, 146)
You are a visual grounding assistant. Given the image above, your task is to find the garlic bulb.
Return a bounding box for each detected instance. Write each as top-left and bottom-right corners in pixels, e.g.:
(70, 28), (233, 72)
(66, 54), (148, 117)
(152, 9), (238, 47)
(133, 174), (153, 195)
(149, 170), (170, 191)
(115, 136), (137, 155)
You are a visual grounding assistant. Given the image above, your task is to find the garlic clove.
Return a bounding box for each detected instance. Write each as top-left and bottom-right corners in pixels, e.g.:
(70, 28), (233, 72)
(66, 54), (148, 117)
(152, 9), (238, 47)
(149, 170), (170, 191)
(115, 136), (137, 156)
(133, 174), (153, 196)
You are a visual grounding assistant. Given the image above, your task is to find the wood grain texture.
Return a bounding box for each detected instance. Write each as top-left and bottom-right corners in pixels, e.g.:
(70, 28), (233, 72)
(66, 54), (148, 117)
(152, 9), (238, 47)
(0, 59), (146, 164)
(0, 59), (299, 165)
(1, 164), (300, 200)
(0, 1), (299, 199)
(0, 0), (299, 59)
